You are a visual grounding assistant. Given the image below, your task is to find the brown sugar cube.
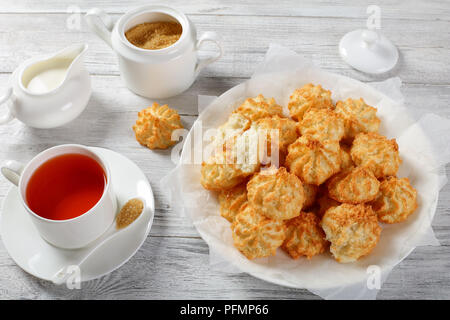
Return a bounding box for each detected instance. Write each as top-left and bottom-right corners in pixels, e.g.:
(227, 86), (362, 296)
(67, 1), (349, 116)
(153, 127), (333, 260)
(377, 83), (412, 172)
(116, 198), (144, 229)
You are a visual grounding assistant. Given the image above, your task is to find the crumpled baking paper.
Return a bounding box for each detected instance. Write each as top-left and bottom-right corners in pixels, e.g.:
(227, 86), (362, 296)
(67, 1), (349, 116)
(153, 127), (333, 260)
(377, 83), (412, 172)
(161, 44), (450, 299)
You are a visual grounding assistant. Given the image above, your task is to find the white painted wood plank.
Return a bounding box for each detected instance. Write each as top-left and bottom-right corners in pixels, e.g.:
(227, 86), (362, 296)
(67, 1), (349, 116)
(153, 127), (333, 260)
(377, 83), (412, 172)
(0, 14), (449, 84)
(0, 235), (449, 299)
(0, 0), (449, 300)
(1, 0), (449, 21)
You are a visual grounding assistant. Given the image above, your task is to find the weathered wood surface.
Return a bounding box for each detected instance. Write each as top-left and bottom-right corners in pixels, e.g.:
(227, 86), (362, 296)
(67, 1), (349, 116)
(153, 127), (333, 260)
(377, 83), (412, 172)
(0, 0), (449, 299)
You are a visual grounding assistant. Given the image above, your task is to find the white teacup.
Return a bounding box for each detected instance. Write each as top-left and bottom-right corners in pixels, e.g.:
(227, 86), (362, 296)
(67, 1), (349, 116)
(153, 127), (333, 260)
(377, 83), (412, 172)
(1, 144), (117, 249)
(85, 5), (223, 99)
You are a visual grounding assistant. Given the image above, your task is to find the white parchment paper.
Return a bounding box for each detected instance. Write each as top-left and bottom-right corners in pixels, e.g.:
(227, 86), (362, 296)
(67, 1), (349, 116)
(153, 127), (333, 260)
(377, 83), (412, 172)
(161, 44), (450, 299)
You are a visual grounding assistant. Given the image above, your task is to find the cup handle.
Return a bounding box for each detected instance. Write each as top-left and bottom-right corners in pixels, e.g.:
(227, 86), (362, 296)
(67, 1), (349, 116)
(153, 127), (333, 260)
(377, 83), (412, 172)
(1, 160), (24, 186)
(0, 88), (14, 125)
(85, 8), (114, 48)
(195, 31), (223, 77)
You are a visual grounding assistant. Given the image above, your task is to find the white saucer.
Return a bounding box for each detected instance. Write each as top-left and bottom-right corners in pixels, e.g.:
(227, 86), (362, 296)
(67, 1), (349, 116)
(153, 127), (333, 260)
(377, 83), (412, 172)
(0, 147), (154, 282)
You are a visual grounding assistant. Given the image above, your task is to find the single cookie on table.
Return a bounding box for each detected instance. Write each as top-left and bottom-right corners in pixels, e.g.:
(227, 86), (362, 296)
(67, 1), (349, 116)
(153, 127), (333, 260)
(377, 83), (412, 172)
(321, 203), (381, 263)
(285, 134), (341, 185)
(298, 108), (345, 141)
(339, 143), (354, 171)
(247, 166), (305, 220)
(335, 98), (380, 141)
(133, 102), (183, 149)
(218, 183), (248, 223)
(350, 132), (401, 178)
(370, 176), (418, 224)
(233, 94), (284, 122)
(231, 203), (286, 259)
(282, 212), (328, 259)
(327, 166), (380, 204)
(288, 83), (334, 121)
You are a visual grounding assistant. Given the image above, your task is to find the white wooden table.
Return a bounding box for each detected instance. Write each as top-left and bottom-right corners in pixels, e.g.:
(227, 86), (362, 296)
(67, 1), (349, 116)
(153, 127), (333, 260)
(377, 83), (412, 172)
(0, 1), (449, 299)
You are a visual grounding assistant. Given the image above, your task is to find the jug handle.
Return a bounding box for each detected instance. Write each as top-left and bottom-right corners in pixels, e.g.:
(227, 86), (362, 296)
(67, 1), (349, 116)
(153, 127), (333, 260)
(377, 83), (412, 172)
(85, 8), (114, 48)
(0, 88), (14, 125)
(195, 32), (223, 77)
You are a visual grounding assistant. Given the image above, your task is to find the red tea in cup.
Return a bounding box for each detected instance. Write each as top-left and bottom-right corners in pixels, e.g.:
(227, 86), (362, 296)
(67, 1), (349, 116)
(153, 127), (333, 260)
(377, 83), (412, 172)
(25, 153), (106, 220)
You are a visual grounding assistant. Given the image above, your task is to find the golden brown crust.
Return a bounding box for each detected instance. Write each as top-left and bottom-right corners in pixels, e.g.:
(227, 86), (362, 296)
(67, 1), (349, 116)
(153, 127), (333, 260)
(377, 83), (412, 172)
(370, 176), (418, 224)
(282, 212), (328, 259)
(247, 167), (305, 220)
(350, 132), (401, 178)
(133, 103), (183, 149)
(288, 83), (334, 121)
(214, 113), (251, 143)
(231, 203), (286, 259)
(233, 94), (284, 122)
(286, 135), (341, 185)
(321, 203), (381, 263)
(200, 137), (260, 191)
(219, 184), (248, 223)
(298, 108), (345, 141)
(251, 115), (298, 155)
(335, 98), (380, 141)
(327, 167), (380, 204)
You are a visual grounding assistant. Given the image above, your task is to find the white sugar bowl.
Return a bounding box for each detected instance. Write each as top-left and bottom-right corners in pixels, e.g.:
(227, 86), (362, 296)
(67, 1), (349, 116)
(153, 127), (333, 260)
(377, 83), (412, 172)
(85, 5), (222, 99)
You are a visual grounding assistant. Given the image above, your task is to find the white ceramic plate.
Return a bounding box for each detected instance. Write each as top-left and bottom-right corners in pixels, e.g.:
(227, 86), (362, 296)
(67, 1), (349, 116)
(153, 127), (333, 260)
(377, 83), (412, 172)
(174, 70), (440, 291)
(0, 147), (154, 282)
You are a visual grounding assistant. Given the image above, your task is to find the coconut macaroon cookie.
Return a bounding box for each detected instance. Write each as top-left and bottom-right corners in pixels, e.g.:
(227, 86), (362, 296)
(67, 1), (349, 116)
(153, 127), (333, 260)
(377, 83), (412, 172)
(327, 166), (380, 204)
(288, 83), (334, 121)
(214, 113), (251, 143)
(251, 115), (298, 154)
(282, 212), (328, 259)
(370, 176), (418, 224)
(286, 135), (341, 185)
(133, 102), (184, 149)
(201, 133), (260, 191)
(231, 203), (286, 259)
(321, 203), (381, 263)
(233, 94), (284, 122)
(335, 98), (380, 141)
(218, 184), (248, 223)
(351, 132), (401, 178)
(247, 167), (305, 220)
(298, 108), (345, 141)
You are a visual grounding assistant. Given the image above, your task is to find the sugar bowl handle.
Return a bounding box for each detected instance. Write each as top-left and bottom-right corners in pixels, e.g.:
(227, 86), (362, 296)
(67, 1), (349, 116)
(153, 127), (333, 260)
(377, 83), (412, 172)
(0, 88), (14, 125)
(195, 31), (223, 76)
(1, 160), (24, 186)
(85, 8), (115, 48)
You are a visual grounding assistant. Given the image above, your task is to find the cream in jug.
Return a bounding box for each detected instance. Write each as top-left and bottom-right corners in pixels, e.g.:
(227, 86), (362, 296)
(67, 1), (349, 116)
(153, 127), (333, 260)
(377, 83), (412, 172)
(25, 59), (71, 94)
(0, 44), (92, 128)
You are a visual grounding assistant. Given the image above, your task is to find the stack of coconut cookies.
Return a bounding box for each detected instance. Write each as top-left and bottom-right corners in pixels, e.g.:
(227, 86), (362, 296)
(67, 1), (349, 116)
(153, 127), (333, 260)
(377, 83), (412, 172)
(200, 84), (418, 264)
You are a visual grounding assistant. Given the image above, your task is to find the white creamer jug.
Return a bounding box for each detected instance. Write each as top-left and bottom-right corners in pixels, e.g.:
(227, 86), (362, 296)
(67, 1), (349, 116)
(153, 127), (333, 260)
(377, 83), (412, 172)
(0, 44), (91, 129)
(85, 5), (222, 99)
